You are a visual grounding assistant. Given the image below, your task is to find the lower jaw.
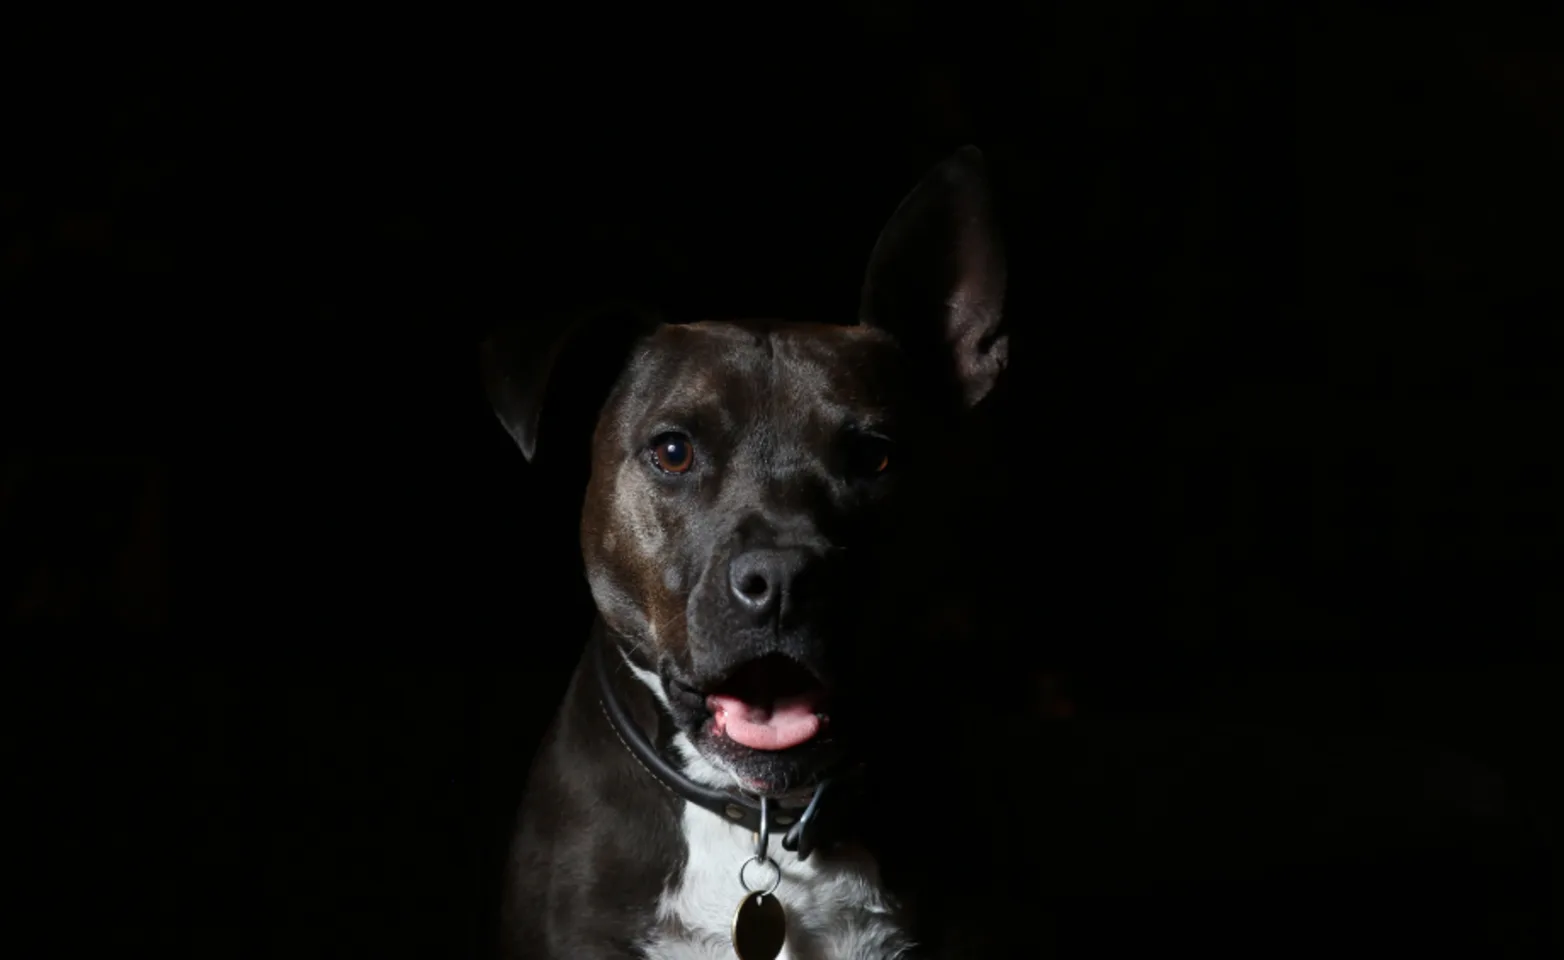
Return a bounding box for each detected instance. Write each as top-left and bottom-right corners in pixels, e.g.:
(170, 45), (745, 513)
(697, 731), (846, 792)
(732, 768), (822, 797)
(738, 775), (819, 799)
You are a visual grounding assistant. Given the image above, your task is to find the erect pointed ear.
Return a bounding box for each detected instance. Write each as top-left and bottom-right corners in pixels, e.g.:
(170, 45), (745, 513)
(859, 145), (1009, 408)
(480, 301), (658, 463)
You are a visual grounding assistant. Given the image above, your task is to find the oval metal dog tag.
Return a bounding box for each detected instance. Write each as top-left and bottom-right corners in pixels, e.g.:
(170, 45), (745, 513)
(731, 891), (786, 960)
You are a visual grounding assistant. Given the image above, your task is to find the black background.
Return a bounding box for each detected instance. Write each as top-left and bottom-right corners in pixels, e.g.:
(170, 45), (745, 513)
(3, 3), (1561, 956)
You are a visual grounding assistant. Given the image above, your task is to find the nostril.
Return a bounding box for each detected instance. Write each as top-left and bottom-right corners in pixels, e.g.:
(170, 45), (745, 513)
(729, 549), (801, 616)
(737, 572), (770, 600)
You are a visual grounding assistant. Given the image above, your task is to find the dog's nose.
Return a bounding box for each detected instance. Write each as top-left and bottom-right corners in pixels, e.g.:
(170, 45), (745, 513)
(727, 549), (808, 620)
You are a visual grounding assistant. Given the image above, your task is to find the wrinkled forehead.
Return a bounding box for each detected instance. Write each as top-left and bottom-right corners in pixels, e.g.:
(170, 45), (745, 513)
(604, 321), (903, 444)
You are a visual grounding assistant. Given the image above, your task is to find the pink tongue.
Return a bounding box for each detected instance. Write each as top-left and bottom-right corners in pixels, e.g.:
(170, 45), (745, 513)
(707, 693), (822, 751)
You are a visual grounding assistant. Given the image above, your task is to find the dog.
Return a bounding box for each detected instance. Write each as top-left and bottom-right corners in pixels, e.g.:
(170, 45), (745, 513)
(482, 146), (1014, 959)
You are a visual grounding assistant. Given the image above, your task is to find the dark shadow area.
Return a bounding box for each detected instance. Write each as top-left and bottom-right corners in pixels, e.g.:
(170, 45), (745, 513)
(3, 2), (1559, 956)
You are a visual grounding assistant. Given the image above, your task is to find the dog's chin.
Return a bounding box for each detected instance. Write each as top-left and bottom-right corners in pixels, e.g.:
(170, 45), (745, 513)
(684, 722), (846, 797)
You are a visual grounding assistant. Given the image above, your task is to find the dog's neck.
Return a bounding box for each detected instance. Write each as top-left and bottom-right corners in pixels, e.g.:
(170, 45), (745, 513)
(600, 632), (741, 793)
(591, 626), (862, 859)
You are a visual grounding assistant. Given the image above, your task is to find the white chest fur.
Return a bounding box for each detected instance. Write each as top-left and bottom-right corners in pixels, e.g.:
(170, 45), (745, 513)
(641, 798), (916, 960)
(618, 656), (915, 959)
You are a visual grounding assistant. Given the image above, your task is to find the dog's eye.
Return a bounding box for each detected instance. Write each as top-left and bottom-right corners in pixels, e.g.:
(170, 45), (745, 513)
(847, 435), (892, 478)
(650, 432), (695, 474)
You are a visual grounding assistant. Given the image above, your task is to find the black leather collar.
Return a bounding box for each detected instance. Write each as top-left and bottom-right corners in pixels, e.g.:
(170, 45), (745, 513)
(592, 632), (859, 862)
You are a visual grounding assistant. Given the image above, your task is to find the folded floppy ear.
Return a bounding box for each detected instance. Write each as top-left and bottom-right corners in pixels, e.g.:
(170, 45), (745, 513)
(480, 301), (657, 462)
(859, 145), (1009, 408)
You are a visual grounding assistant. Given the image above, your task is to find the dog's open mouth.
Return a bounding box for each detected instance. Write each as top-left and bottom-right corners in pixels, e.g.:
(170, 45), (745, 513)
(703, 653), (829, 752)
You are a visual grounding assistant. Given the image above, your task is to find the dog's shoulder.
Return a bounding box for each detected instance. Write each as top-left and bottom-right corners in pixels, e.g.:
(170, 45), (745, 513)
(501, 653), (688, 958)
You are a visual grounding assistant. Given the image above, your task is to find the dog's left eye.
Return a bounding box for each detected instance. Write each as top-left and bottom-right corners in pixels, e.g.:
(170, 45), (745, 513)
(847, 434), (892, 478)
(650, 432), (695, 474)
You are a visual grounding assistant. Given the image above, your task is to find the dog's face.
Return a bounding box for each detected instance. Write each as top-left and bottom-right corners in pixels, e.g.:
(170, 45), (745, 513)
(484, 147), (1009, 795)
(579, 320), (908, 792)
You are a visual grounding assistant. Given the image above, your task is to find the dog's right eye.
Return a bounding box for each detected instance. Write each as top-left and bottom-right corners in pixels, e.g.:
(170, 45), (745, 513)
(649, 432), (695, 474)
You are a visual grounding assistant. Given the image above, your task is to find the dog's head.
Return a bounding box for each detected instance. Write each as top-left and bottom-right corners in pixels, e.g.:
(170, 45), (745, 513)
(484, 147), (1008, 795)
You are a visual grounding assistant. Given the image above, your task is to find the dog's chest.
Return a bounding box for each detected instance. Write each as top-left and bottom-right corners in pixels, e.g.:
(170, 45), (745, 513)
(642, 801), (915, 960)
